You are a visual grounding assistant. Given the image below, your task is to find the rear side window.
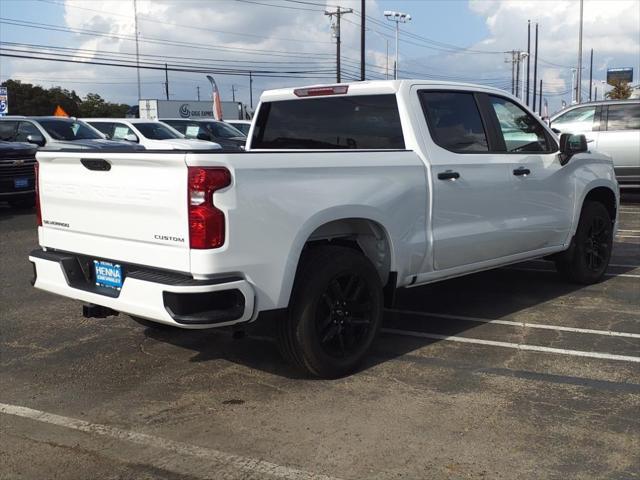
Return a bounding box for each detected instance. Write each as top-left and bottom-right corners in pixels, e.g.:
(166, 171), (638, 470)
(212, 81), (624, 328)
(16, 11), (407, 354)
(419, 91), (488, 152)
(251, 94), (405, 149)
(606, 104), (640, 131)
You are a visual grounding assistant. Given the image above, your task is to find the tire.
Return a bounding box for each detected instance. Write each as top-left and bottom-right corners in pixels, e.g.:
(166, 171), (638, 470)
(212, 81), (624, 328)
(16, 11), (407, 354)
(9, 196), (35, 209)
(555, 201), (613, 284)
(278, 246), (384, 379)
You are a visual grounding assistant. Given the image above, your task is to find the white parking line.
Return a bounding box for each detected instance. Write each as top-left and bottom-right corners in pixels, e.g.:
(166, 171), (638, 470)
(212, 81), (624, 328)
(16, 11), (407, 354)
(385, 309), (640, 339)
(617, 235), (640, 239)
(0, 403), (342, 480)
(617, 229), (640, 233)
(507, 266), (640, 278)
(382, 329), (640, 363)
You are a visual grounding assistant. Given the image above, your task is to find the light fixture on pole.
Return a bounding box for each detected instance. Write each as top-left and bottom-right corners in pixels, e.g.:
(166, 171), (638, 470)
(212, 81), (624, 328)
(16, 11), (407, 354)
(383, 10), (411, 80)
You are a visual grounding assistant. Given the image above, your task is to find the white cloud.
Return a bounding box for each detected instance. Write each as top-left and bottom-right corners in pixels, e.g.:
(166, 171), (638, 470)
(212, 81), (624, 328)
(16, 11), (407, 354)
(2, 0), (638, 114)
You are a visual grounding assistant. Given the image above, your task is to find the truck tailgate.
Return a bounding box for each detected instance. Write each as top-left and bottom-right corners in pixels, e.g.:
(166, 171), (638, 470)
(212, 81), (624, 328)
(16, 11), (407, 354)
(37, 151), (191, 272)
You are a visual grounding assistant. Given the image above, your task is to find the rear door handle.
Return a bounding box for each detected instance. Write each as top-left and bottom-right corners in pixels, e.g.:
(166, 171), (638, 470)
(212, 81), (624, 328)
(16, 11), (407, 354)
(513, 167), (531, 176)
(437, 170), (460, 180)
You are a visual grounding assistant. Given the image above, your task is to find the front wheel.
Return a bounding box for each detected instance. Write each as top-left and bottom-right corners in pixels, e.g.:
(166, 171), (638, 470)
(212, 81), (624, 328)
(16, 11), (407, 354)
(278, 246), (384, 378)
(555, 201), (613, 284)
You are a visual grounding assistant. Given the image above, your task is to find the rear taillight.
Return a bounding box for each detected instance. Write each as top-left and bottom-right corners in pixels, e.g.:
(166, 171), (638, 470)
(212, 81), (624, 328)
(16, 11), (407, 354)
(188, 167), (231, 249)
(35, 162), (42, 226)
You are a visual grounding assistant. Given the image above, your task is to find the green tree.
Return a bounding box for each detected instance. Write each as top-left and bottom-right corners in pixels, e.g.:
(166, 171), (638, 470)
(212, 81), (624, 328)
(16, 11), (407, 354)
(79, 93), (130, 117)
(1, 79), (81, 116)
(1, 79), (131, 117)
(605, 80), (632, 100)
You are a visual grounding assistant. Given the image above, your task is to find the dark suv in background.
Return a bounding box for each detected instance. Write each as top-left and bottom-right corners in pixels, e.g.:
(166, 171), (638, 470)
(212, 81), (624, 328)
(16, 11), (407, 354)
(0, 141), (37, 208)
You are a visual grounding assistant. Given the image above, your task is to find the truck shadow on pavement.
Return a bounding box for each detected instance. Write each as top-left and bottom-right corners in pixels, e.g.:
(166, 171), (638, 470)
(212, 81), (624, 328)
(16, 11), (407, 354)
(140, 259), (637, 380)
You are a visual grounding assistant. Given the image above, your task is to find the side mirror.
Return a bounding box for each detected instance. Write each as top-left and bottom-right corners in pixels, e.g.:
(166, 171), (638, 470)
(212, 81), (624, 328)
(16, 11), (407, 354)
(559, 133), (588, 165)
(196, 132), (211, 141)
(124, 133), (138, 143)
(26, 134), (45, 147)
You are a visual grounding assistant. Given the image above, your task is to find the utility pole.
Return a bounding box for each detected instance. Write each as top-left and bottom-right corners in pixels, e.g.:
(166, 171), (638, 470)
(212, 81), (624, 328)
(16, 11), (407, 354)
(576, 0), (584, 103)
(360, 0), (365, 81)
(164, 63), (169, 100)
(539, 79), (543, 116)
(512, 51), (516, 95)
(515, 52), (521, 98)
(594, 85), (598, 101)
(571, 68), (577, 104)
(133, 0), (141, 101)
(249, 72), (253, 109)
(532, 24), (539, 112)
(196, 85), (200, 101)
(588, 48), (593, 101)
(231, 84), (236, 102)
(385, 39), (389, 79)
(526, 20), (531, 106)
(325, 7), (353, 83)
(384, 11), (411, 80)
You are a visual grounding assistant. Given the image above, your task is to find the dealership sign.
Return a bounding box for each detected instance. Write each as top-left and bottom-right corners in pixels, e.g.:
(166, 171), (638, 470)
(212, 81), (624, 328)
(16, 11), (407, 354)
(0, 86), (8, 116)
(607, 68), (633, 85)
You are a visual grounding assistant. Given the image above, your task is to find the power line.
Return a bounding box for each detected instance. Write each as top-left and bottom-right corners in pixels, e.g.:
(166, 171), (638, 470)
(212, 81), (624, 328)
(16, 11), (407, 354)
(37, 0), (334, 45)
(0, 18), (335, 59)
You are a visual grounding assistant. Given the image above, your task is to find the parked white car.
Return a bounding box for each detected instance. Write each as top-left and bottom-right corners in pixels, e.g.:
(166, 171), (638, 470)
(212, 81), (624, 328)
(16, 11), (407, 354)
(31, 80), (618, 378)
(85, 118), (220, 150)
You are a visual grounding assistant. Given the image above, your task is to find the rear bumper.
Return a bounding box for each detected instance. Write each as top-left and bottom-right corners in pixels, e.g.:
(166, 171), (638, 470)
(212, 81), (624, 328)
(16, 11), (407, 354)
(29, 249), (255, 329)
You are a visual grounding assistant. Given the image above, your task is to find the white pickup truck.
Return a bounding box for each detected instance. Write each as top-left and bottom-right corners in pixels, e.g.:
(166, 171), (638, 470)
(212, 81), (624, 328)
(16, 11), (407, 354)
(30, 80), (619, 378)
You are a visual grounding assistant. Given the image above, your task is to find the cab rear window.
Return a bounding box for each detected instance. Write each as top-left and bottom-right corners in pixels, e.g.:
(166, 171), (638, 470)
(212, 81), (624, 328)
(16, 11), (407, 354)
(251, 94), (405, 149)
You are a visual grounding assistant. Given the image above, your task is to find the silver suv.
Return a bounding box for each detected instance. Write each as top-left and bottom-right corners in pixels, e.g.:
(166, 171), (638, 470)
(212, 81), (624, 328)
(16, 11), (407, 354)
(550, 100), (640, 188)
(0, 116), (143, 151)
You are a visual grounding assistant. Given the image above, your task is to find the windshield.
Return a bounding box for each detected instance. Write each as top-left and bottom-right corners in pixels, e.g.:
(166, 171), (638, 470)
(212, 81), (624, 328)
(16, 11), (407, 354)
(135, 122), (182, 140)
(38, 119), (102, 141)
(205, 121), (245, 139)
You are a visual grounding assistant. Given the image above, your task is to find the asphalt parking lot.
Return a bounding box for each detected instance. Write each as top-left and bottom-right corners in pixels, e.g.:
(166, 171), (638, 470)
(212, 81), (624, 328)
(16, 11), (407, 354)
(1, 195), (639, 480)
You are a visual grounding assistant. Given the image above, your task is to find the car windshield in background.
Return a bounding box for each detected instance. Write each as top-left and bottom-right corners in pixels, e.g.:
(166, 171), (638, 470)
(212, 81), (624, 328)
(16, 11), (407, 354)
(38, 119), (102, 141)
(135, 123), (182, 140)
(205, 121), (245, 139)
(251, 94), (405, 149)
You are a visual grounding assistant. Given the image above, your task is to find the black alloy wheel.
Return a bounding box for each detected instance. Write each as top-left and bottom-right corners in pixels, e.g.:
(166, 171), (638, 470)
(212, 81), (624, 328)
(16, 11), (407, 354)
(316, 272), (374, 359)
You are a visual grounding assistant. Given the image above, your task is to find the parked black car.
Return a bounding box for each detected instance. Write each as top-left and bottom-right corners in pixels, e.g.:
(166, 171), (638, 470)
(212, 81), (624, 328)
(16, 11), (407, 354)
(0, 141), (37, 208)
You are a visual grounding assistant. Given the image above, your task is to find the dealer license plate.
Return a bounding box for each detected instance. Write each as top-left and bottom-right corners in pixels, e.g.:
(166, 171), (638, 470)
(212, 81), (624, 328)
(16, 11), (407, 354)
(94, 260), (123, 290)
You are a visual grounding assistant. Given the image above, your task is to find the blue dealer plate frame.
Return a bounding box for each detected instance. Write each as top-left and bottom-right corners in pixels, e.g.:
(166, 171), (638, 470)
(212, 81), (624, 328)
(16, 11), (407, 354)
(94, 260), (123, 290)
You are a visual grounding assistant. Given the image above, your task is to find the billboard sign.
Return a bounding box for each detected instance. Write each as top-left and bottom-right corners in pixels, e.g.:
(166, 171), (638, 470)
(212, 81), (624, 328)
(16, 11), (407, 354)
(607, 68), (633, 85)
(0, 86), (8, 116)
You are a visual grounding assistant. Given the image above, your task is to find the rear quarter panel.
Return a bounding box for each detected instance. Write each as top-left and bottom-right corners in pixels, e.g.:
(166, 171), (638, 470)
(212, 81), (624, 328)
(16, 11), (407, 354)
(186, 151), (427, 313)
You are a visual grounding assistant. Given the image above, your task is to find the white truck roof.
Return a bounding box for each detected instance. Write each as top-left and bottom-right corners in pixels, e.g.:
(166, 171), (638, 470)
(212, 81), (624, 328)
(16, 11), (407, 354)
(260, 79), (507, 102)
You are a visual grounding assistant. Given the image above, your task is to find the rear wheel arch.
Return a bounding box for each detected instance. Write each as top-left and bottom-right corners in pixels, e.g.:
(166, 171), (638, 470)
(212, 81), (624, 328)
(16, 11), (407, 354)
(281, 217), (395, 309)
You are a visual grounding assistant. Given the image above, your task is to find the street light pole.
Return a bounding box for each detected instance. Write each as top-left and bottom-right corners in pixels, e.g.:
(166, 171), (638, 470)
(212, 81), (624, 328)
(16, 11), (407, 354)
(384, 11), (411, 80)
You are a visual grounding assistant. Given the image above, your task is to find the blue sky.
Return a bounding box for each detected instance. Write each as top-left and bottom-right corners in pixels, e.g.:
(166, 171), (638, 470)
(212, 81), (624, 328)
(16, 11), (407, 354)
(1, 0), (638, 113)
